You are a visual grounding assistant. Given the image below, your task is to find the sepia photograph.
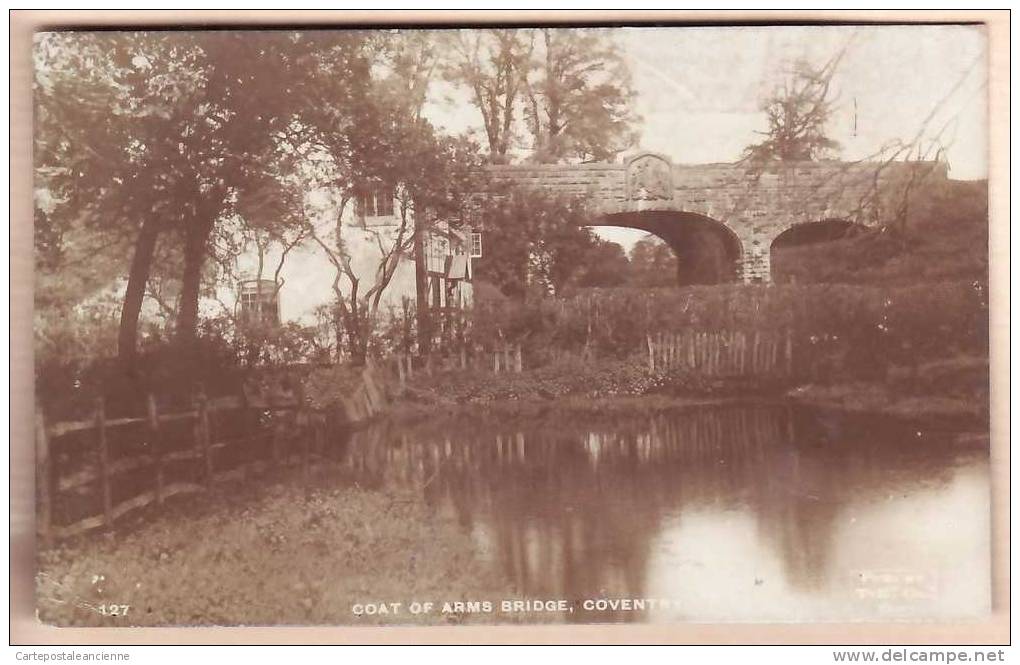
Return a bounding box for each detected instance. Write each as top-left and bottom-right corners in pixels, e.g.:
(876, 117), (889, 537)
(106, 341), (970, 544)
(18, 12), (1003, 640)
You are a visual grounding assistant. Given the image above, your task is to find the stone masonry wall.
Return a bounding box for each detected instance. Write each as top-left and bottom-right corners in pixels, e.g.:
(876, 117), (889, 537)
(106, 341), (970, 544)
(487, 156), (948, 283)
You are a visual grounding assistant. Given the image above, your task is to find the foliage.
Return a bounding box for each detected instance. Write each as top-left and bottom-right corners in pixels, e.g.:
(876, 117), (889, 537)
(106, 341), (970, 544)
(445, 28), (639, 163)
(472, 184), (599, 298)
(743, 55), (843, 166)
(627, 235), (678, 288)
(522, 28), (640, 163)
(465, 281), (987, 382)
(569, 237), (632, 289)
(34, 31), (343, 360)
(445, 30), (532, 161)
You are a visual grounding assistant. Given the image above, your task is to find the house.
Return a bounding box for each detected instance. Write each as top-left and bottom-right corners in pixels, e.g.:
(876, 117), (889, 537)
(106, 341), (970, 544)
(220, 184), (480, 335)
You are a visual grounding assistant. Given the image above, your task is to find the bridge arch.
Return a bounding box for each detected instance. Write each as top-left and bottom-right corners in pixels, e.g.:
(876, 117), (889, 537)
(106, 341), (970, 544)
(769, 219), (867, 283)
(594, 210), (743, 285)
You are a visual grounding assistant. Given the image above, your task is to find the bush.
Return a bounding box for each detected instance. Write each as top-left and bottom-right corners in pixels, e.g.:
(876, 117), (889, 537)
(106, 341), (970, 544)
(464, 281), (986, 382)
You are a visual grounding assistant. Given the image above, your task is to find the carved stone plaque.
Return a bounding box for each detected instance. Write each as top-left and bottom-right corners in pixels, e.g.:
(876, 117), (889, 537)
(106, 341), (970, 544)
(626, 153), (673, 201)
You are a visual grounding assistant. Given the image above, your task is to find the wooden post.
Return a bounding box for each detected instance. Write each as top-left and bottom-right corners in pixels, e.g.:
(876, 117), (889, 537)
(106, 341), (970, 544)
(493, 349), (500, 374)
(646, 334), (655, 372)
(95, 397), (112, 529)
(240, 391), (254, 476)
(742, 330), (750, 373)
(714, 333), (721, 376)
(785, 329), (794, 376)
(460, 346), (467, 371)
(301, 415), (310, 480)
(751, 332), (761, 375)
(514, 344), (523, 373)
(195, 392), (214, 486)
(35, 408), (52, 548)
(146, 394), (163, 505)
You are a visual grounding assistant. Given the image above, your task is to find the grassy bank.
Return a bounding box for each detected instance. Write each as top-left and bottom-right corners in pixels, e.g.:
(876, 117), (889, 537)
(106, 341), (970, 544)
(397, 350), (987, 424)
(302, 348), (988, 429)
(37, 473), (515, 627)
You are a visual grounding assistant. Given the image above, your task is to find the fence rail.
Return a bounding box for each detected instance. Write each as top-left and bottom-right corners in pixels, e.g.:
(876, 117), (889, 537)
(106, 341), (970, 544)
(645, 330), (793, 377)
(36, 390), (324, 545)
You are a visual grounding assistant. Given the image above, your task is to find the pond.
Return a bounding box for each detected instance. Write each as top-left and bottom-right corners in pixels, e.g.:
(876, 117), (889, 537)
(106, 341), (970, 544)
(332, 402), (990, 623)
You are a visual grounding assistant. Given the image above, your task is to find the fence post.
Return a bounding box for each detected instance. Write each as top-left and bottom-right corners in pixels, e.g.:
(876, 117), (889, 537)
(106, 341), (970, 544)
(301, 410), (310, 480)
(35, 408), (52, 548)
(95, 397), (112, 529)
(514, 344), (523, 373)
(785, 329), (794, 376)
(195, 391), (213, 487)
(243, 391), (258, 477)
(146, 394), (163, 506)
(646, 334), (655, 372)
(752, 332), (761, 375)
(767, 330), (775, 373)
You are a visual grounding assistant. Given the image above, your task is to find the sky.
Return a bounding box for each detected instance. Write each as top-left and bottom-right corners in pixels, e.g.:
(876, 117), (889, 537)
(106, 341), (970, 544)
(424, 25), (988, 251)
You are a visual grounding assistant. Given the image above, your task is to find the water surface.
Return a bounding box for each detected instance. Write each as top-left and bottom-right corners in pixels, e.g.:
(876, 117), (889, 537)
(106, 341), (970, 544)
(336, 403), (989, 623)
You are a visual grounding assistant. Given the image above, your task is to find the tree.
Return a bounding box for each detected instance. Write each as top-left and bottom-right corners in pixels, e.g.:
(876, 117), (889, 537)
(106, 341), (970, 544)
(628, 235), (678, 288)
(283, 33), (484, 364)
(523, 28), (639, 163)
(445, 30), (533, 162)
(743, 54), (844, 166)
(570, 237), (631, 289)
(445, 28), (640, 165)
(473, 186), (595, 299)
(34, 31), (322, 369)
(35, 32), (173, 368)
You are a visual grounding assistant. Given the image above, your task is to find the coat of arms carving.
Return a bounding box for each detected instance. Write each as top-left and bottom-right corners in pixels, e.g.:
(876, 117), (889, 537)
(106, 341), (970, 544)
(626, 154), (673, 201)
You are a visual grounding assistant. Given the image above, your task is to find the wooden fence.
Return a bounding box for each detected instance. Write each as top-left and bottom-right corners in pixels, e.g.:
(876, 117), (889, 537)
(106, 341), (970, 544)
(645, 330), (793, 377)
(392, 343), (524, 388)
(36, 390), (327, 545)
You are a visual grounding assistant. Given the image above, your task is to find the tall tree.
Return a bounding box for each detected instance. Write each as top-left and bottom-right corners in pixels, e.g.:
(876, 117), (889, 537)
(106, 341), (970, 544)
(445, 29), (533, 162)
(35, 32), (194, 367)
(34, 31), (319, 367)
(743, 53), (845, 166)
(523, 28), (639, 163)
(290, 33), (484, 363)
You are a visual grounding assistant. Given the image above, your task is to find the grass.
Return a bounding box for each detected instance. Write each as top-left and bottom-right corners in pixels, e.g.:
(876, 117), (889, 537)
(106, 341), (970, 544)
(37, 472), (516, 627)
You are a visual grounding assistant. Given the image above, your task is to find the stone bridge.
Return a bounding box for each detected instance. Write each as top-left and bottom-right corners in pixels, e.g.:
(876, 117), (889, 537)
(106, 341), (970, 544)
(487, 153), (948, 283)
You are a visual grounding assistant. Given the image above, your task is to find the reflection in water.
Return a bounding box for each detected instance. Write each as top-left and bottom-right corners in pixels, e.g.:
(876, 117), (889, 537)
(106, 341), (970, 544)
(336, 404), (989, 622)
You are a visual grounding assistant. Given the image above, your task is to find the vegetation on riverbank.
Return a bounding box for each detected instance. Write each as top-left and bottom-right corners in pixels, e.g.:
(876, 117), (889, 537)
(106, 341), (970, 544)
(37, 474), (515, 627)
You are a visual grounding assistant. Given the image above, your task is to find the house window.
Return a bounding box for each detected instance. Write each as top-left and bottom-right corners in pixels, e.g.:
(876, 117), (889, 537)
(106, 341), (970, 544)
(357, 183), (395, 219)
(470, 232), (483, 258)
(239, 279), (280, 326)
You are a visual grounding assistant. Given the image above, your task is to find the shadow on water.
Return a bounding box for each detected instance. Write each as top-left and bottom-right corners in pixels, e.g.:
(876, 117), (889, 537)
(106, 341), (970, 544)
(327, 403), (989, 623)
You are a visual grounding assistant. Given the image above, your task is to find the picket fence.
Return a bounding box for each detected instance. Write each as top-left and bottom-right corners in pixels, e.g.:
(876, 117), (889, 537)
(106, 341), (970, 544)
(645, 330), (793, 377)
